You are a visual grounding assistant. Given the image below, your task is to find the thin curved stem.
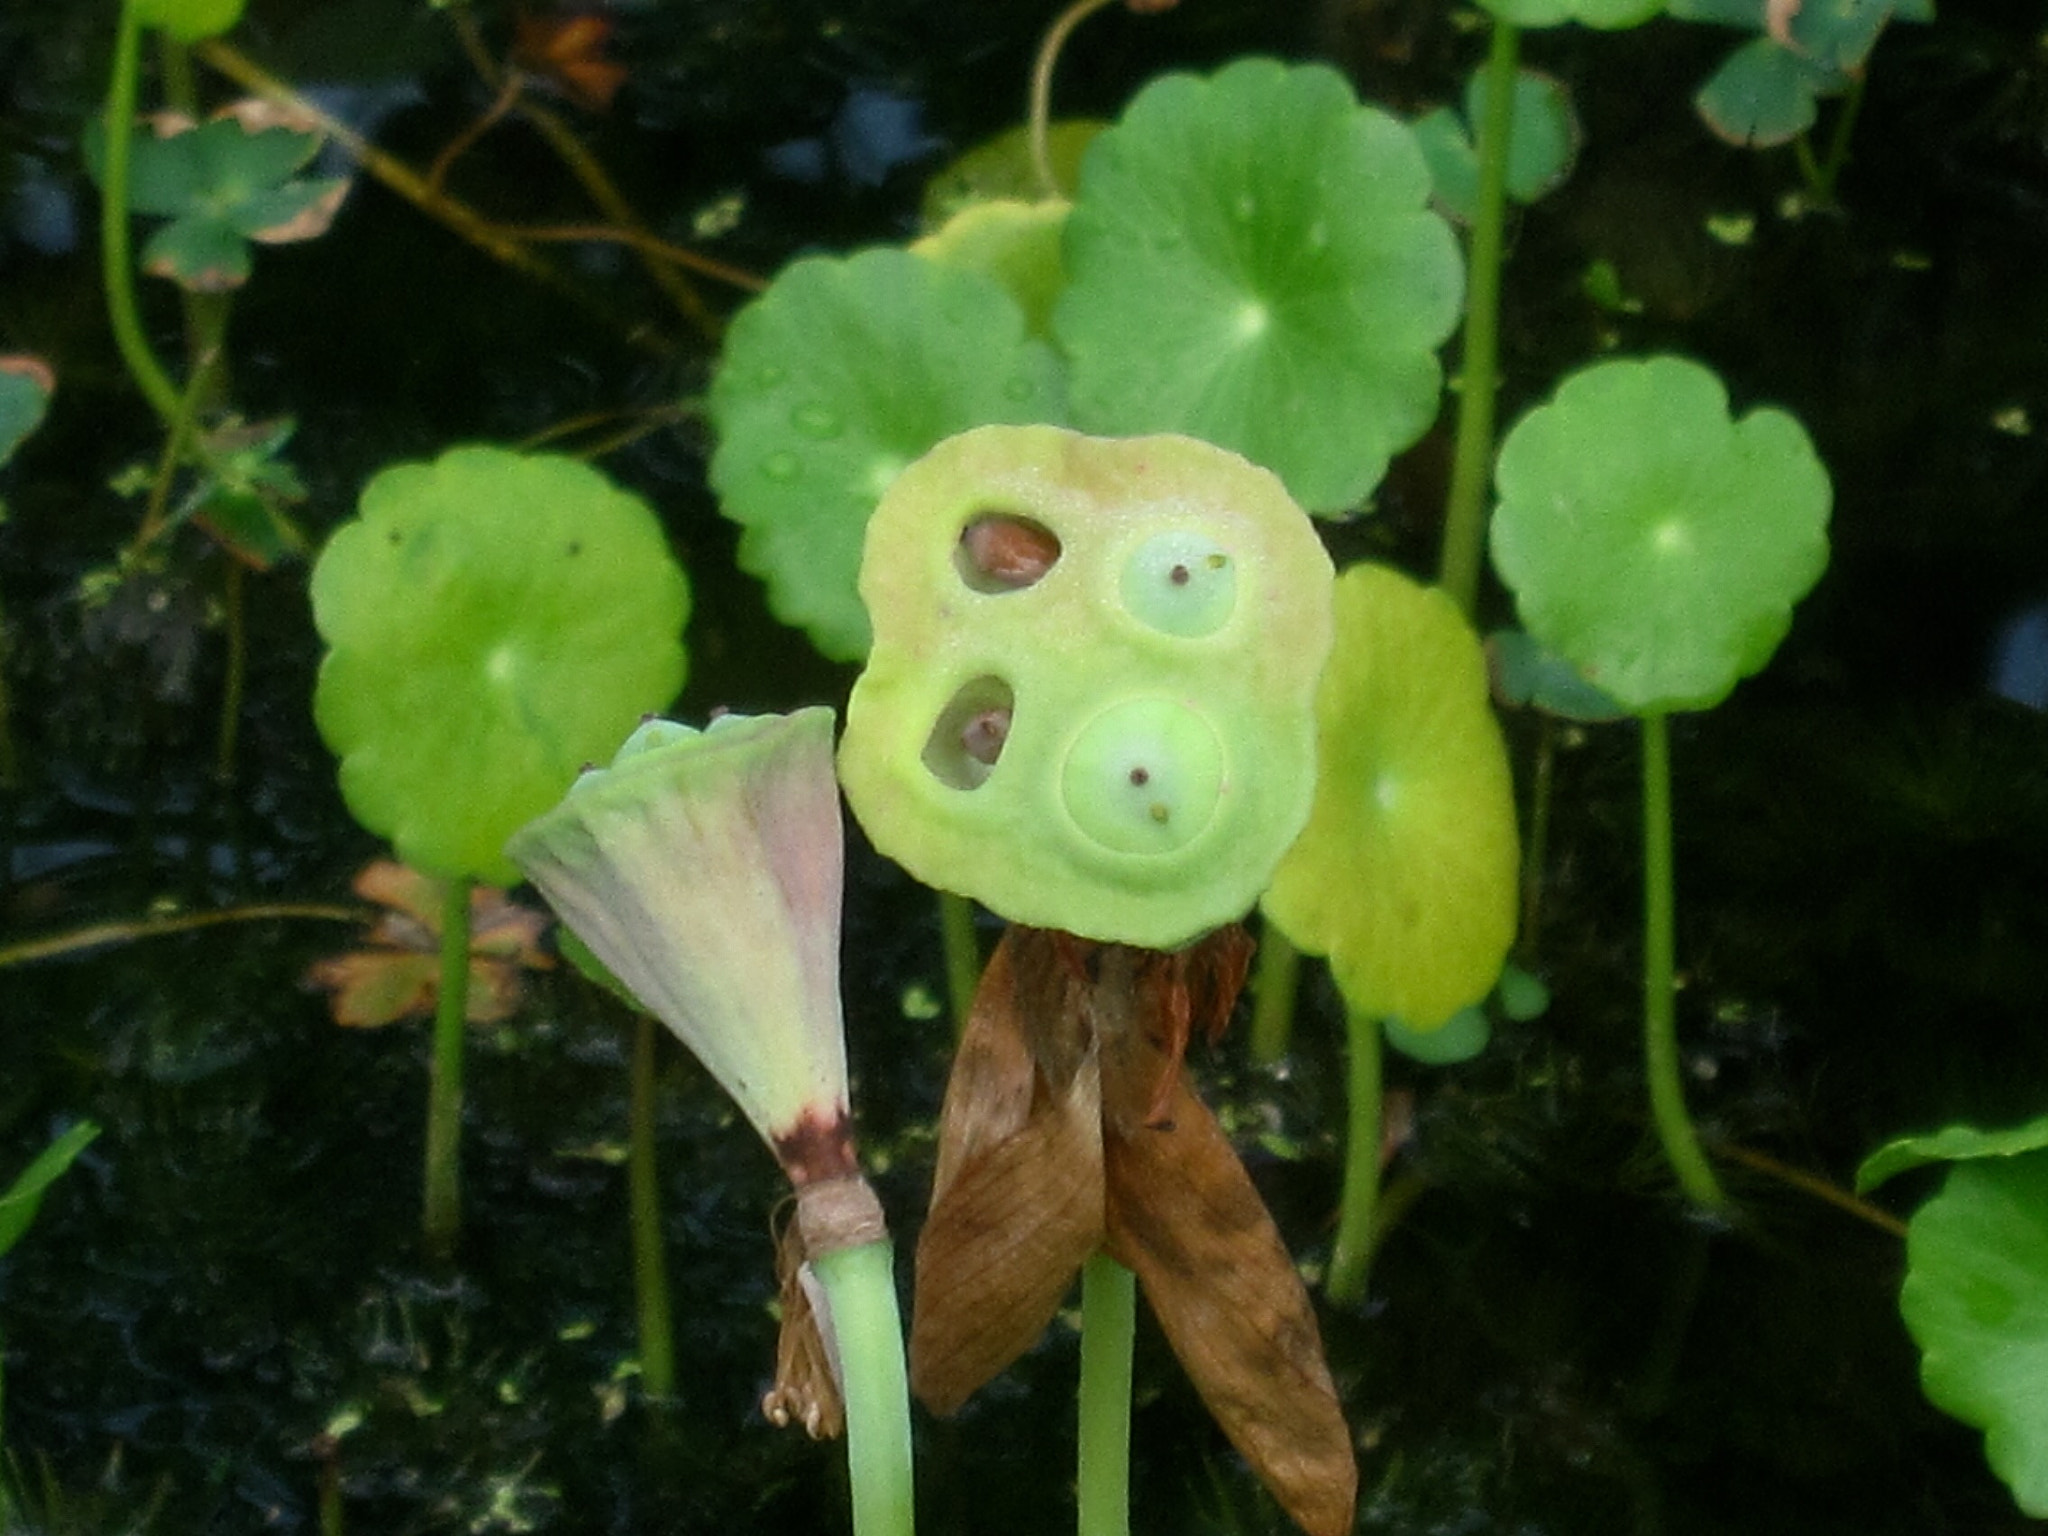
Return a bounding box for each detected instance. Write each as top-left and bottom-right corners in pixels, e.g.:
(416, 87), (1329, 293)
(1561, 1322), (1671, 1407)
(422, 878), (473, 1260)
(1324, 1008), (1384, 1303)
(1436, 17), (1519, 619)
(808, 1240), (916, 1536)
(1640, 714), (1725, 1210)
(1028, 0), (1119, 198)
(628, 1011), (677, 1399)
(0, 902), (363, 969)
(1076, 1251), (1135, 1536)
(100, 2), (185, 426)
(1716, 1142), (1906, 1238)
(1247, 921), (1301, 1066)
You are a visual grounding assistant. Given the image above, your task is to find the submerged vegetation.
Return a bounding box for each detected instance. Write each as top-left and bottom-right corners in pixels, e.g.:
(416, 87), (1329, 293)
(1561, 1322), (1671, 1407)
(2, 0), (2047, 1532)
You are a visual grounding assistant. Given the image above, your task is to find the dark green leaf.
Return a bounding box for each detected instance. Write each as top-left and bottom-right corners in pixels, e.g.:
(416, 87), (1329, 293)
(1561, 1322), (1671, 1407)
(0, 1122), (100, 1259)
(1898, 1151), (2048, 1516)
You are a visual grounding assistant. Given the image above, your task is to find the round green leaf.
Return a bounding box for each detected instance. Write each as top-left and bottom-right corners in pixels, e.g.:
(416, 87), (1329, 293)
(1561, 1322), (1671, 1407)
(921, 120), (1105, 219)
(1262, 564), (1519, 1028)
(707, 248), (1064, 661)
(1899, 1151), (2048, 1517)
(0, 359), (53, 467)
(134, 0), (246, 42)
(840, 425), (1333, 950)
(1479, 0), (1664, 27)
(1857, 1112), (2048, 1194)
(1490, 355), (1831, 713)
(1695, 37), (1845, 147)
(1053, 58), (1463, 515)
(910, 198), (1069, 339)
(312, 446), (690, 887)
(1414, 69), (1582, 222)
(1385, 1007), (1490, 1065)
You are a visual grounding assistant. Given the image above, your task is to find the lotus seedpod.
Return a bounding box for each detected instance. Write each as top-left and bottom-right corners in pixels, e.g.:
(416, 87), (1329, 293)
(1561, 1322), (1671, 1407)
(707, 247), (1065, 661)
(506, 710), (856, 1181)
(1262, 563), (1518, 1029)
(87, 110), (347, 292)
(311, 445), (689, 888)
(1052, 57), (1463, 514)
(910, 198), (1070, 339)
(839, 424), (1333, 950)
(1490, 355), (1831, 714)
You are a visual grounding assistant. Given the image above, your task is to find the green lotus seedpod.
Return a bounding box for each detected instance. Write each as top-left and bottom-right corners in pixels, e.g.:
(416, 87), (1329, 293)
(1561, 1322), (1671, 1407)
(839, 424), (1333, 950)
(312, 445), (689, 888)
(1262, 563), (1519, 1028)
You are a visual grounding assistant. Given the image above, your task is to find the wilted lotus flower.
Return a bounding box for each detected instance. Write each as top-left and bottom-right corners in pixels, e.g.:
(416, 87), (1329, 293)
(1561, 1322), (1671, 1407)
(507, 707), (858, 1188)
(506, 709), (914, 1530)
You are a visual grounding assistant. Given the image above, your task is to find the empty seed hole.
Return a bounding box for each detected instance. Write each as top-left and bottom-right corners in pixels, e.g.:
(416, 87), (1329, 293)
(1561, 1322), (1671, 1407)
(922, 675), (1016, 790)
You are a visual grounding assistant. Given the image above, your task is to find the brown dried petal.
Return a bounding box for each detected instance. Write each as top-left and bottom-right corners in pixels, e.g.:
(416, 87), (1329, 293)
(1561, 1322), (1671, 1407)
(1099, 952), (1356, 1536)
(910, 927), (1105, 1414)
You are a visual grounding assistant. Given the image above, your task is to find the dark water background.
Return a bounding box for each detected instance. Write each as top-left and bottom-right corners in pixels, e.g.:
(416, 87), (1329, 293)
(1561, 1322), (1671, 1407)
(2, 0), (2047, 1530)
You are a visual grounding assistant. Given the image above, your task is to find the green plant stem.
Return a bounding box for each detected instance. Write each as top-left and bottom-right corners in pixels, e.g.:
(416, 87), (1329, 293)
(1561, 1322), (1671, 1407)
(1247, 921), (1301, 1066)
(807, 1239), (915, 1536)
(1027, 0), (1119, 197)
(1640, 713), (1725, 1210)
(214, 558), (245, 781)
(1076, 1251), (1135, 1536)
(1515, 714), (1557, 968)
(1325, 1008), (1384, 1303)
(422, 878), (473, 1259)
(628, 1010), (677, 1401)
(100, 2), (185, 427)
(1436, 16), (1519, 620)
(939, 889), (981, 1037)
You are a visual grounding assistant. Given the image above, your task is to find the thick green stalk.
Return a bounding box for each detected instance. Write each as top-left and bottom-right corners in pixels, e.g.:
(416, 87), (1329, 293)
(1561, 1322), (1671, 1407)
(628, 1012), (677, 1401)
(100, 3), (184, 426)
(1324, 1008), (1384, 1303)
(1247, 921), (1301, 1066)
(1076, 1252), (1135, 1536)
(1437, 18), (1520, 619)
(1640, 714), (1725, 1209)
(807, 1240), (915, 1536)
(422, 879), (472, 1259)
(939, 890), (981, 1037)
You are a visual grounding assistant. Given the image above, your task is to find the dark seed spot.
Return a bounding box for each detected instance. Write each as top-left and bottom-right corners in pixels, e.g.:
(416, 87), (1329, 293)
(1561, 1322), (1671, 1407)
(1169, 564), (1190, 585)
(1128, 766), (1150, 786)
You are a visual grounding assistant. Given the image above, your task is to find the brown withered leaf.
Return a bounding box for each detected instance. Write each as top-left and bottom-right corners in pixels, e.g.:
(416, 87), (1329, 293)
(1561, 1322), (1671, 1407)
(512, 11), (629, 113)
(303, 859), (553, 1027)
(910, 924), (1357, 1536)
